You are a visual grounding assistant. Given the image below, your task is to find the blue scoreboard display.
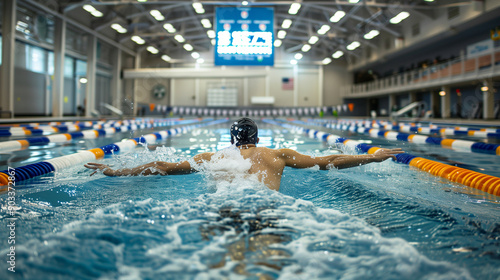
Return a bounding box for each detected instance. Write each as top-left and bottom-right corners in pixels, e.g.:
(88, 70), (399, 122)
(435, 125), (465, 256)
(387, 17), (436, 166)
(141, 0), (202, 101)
(215, 7), (274, 66)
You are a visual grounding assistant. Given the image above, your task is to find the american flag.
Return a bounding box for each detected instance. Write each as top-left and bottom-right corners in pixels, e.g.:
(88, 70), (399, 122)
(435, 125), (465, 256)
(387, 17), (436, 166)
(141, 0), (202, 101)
(282, 77), (294, 90)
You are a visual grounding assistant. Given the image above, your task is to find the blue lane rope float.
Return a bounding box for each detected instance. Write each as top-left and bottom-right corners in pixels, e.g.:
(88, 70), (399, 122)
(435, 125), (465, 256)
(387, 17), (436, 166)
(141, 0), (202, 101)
(0, 118), (228, 188)
(0, 121), (107, 137)
(0, 118), (186, 138)
(264, 119), (500, 197)
(296, 119), (500, 156)
(310, 118), (500, 140)
(0, 118), (195, 153)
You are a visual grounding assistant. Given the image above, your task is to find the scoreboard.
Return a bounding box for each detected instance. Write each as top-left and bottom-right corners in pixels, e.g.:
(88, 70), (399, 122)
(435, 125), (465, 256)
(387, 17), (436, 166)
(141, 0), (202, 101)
(214, 7), (274, 66)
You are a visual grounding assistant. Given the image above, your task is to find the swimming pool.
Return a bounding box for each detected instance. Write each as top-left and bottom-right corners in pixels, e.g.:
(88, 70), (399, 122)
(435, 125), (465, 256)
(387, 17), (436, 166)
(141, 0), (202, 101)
(1, 118), (499, 279)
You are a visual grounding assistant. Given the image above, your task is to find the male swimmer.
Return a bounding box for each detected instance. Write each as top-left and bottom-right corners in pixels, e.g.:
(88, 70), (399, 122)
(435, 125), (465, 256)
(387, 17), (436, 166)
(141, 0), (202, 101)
(85, 117), (403, 191)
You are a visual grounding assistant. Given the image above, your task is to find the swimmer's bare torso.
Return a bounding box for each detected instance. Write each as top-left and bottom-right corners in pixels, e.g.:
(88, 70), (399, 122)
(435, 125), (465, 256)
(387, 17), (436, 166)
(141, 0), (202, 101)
(85, 146), (403, 191)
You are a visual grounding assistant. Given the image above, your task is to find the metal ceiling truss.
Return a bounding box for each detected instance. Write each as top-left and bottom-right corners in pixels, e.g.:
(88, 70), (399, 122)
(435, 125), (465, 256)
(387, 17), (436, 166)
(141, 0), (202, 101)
(28, 0), (475, 63)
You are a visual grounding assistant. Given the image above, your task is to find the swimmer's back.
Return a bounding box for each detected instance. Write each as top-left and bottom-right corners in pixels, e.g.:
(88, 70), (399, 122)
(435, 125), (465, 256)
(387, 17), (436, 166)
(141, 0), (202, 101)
(237, 147), (288, 191)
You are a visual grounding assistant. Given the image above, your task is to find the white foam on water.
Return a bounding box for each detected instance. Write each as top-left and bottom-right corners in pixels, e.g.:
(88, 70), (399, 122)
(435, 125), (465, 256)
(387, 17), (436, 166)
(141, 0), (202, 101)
(2, 180), (474, 280)
(192, 145), (265, 193)
(0, 144), (477, 279)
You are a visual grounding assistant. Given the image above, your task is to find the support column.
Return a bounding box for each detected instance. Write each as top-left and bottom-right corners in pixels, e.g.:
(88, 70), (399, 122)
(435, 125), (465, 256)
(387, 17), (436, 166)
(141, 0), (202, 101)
(430, 91), (439, 118)
(52, 17), (66, 117)
(111, 49), (122, 111)
(483, 79), (495, 119)
(293, 65), (298, 107)
(85, 35), (97, 117)
(133, 54), (141, 116)
(195, 79), (200, 106)
(389, 94), (396, 113)
(440, 86), (450, 118)
(318, 65), (324, 106)
(1, 0), (17, 118)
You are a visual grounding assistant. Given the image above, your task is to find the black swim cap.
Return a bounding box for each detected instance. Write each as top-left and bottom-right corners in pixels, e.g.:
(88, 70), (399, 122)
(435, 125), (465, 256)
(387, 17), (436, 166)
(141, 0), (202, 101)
(230, 118), (258, 146)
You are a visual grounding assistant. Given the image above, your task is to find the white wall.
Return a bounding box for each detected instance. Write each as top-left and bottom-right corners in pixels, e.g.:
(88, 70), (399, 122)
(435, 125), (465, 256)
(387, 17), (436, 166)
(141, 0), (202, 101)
(323, 61), (351, 106)
(127, 60), (352, 108)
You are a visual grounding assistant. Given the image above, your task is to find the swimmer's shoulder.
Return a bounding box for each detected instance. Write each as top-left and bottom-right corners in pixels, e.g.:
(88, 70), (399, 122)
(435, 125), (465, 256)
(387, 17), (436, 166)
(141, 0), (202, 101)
(255, 147), (288, 157)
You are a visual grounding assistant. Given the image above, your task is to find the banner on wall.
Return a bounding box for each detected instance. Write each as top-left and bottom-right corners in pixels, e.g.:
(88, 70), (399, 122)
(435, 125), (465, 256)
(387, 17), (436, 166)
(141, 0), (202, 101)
(466, 39), (494, 58)
(282, 77), (294, 90)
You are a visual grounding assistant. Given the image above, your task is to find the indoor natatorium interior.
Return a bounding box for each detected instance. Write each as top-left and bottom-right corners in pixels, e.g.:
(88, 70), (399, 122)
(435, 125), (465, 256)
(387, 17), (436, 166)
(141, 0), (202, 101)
(1, 0), (499, 279)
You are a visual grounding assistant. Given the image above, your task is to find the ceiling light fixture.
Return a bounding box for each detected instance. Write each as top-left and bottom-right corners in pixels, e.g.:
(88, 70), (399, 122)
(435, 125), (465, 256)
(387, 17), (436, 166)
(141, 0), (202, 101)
(332, 50), (344, 59)
(301, 44), (311, 52)
(131, 35), (145, 45)
(288, 3), (301, 15)
(308, 36), (319, 44)
(192, 2), (205, 14)
(363, 30), (380, 40)
(191, 52), (200, 59)
(201, 19), (212, 28)
(163, 23), (176, 33)
(111, 23), (127, 34)
(161, 54), (171, 62)
(317, 25), (331, 35)
(197, 58), (205, 63)
(274, 39), (282, 47)
(147, 46), (159, 54)
(183, 44), (194, 51)
(83, 5), (104, 18)
(330, 11), (345, 23)
(389, 11), (410, 24)
(91, 10), (103, 17)
(282, 19), (292, 29)
(290, 59), (298, 65)
(207, 30), (215, 38)
(150, 10), (165, 21)
(346, 41), (360, 50)
(277, 30), (287, 39)
(322, 58), (332, 65)
(174, 34), (185, 43)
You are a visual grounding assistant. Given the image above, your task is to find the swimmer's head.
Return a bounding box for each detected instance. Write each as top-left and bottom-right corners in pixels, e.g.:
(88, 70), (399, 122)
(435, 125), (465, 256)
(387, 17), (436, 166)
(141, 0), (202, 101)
(230, 118), (259, 146)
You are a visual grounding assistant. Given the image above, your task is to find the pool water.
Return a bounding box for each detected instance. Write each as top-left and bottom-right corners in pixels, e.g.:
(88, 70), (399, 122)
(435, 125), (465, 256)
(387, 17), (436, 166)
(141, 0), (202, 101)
(0, 119), (499, 280)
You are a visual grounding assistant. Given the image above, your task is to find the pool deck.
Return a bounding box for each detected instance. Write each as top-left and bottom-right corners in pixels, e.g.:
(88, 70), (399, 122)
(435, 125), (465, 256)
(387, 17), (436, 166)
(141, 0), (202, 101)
(1, 116), (499, 127)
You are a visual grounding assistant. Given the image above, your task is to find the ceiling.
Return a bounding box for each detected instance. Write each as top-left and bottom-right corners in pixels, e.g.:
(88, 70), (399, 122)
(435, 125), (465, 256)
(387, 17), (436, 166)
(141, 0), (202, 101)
(29, 0), (473, 63)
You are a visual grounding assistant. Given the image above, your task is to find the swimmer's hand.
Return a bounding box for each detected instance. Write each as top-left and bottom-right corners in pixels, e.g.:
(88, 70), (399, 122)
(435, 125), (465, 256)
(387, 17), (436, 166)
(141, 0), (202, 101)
(372, 148), (404, 161)
(84, 163), (116, 176)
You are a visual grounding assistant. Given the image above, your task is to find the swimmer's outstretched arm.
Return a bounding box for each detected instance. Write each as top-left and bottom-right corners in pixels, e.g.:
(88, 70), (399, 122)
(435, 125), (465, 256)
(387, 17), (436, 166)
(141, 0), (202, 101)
(280, 148), (404, 170)
(85, 152), (214, 176)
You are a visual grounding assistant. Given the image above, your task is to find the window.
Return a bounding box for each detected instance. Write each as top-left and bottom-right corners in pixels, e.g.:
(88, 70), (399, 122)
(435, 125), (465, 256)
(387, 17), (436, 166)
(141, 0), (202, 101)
(66, 26), (88, 55)
(64, 56), (74, 77)
(15, 5), (54, 45)
(448, 7), (459, 20)
(14, 41), (49, 74)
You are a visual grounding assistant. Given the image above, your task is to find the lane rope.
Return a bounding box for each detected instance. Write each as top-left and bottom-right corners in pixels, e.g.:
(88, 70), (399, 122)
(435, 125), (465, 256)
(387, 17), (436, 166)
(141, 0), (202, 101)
(265, 119), (500, 197)
(0, 118), (228, 188)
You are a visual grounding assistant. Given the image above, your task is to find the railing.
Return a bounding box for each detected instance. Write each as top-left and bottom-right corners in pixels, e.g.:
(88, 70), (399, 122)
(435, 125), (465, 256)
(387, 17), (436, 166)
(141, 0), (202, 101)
(343, 46), (500, 97)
